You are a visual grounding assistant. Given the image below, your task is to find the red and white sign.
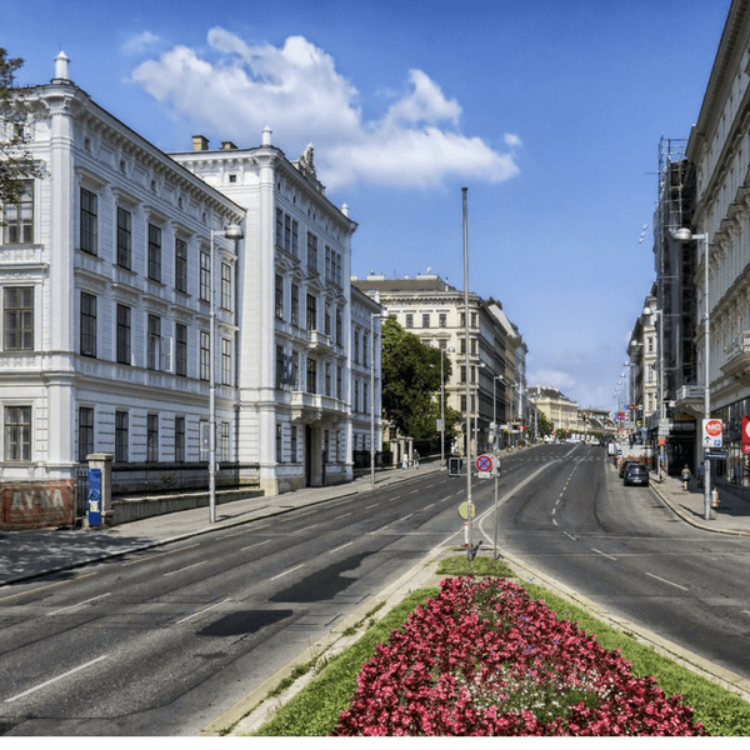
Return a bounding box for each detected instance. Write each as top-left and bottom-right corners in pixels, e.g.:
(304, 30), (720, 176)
(702, 418), (723, 448)
(475, 454), (494, 473)
(742, 417), (750, 454)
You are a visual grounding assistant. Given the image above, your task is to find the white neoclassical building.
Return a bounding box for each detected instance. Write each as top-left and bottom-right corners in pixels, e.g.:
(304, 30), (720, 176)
(0, 53), (375, 525)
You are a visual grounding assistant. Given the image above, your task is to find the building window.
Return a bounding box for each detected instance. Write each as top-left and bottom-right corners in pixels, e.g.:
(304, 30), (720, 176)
(307, 357), (317, 393)
(275, 208), (283, 249)
(80, 292), (97, 357)
(405, 313), (414, 329)
(324, 303), (331, 336)
(116, 304), (131, 365)
(175, 237), (188, 293)
(117, 207), (132, 269)
(200, 251), (211, 302)
(80, 188), (97, 255)
(337, 365), (342, 400)
(291, 425), (298, 463)
(336, 309), (342, 345)
(276, 345), (285, 388)
(439, 313), (447, 328)
(79, 406), (94, 462)
(354, 330), (360, 364)
(307, 232), (318, 272)
(221, 421), (230, 461)
(306, 293), (317, 331)
(115, 411), (129, 463)
(354, 380), (360, 413)
(291, 283), (299, 326)
(147, 414), (159, 462)
(148, 224), (162, 282)
(200, 331), (210, 381)
(275, 275), (284, 320)
(325, 362), (332, 396)
(276, 423), (283, 463)
(4, 405), (31, 461)
(1, 180), (33, 244)
(363, 382), (369, 414)
(174, 416), (185, 462)
(221, 263), (232, 310)
(422, 313), (430, 328)
(221, 338), (232, 385)
(175, 323), (188, 376)
(3, 286), (33, 351)
(148, 314), (161, 370)
(363, 334), (369, 367)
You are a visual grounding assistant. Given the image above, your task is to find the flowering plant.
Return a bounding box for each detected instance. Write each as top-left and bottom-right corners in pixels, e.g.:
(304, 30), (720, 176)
(333, 576), (708, 736)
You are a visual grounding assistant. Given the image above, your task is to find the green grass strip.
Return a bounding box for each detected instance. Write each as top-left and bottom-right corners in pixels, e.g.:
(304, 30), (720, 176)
(251, 588), (440, 736)
(249, 555), (750, 736)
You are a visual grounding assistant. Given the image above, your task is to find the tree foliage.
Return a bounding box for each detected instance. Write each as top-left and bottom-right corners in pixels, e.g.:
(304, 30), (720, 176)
(381, 317), (460, 440)
(1, 48), (39, 207)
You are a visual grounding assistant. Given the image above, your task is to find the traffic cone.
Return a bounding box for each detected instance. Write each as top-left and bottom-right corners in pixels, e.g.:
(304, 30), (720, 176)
(712, 487), (720, 508)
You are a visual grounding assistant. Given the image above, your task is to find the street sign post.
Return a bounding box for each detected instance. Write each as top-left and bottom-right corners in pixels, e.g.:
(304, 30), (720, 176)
(702, 418), (723, 449)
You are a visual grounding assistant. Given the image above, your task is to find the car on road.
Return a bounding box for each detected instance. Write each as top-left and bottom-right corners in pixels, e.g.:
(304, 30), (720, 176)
(618, 459), (639, 478)
(623, 463), (649, 487)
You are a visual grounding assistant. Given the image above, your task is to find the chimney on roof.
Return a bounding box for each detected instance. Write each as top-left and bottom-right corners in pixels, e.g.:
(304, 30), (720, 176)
(221, 141), (237, 150)
(192, 135), (209, 152)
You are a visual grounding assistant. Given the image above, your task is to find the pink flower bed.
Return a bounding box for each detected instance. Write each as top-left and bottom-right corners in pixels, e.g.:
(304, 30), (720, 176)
(334, 576), (708, 736)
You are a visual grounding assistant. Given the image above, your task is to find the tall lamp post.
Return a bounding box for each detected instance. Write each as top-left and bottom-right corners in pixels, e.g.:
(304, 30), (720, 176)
(370, 311), (386, 486)
(209, 223), (244, 523)
(674, 227), (712, 521)
(493, 375), (504, 450)
(440, 346), (455, 465)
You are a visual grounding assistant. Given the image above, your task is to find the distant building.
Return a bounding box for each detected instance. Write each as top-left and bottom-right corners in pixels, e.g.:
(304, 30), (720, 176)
(353, 272), (526, 453)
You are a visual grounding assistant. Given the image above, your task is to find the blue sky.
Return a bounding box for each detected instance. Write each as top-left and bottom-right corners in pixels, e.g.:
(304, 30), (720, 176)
(5, 0), (733, 413)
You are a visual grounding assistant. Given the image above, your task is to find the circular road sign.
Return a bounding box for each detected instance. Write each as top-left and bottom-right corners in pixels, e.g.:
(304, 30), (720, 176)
(458, 501), (476, 520)
(475, 454), (493, 473)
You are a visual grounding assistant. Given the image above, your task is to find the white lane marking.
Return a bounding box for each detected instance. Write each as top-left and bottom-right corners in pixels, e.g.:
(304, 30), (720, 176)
(330, 542), (353, 554)
(335, 512), (353, 520)
(46, 593), (112, 616)
(564, 531), (577, 541)
(423, 503), (435, 510)
(163, 561), (207, 577)
(176, 598), (231, 625)
(5, 655), (109, 703)
(645, 572), (689, 591)
(270, 564), (305, 582)
(592, 548), (617, 561)
(240, 539), (272, 552)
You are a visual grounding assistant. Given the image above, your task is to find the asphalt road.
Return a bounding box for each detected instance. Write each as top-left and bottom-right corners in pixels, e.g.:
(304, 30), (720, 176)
(481, 442), (750, 683)
(0, 470), (468, 736)
(3, 443), (750, 736)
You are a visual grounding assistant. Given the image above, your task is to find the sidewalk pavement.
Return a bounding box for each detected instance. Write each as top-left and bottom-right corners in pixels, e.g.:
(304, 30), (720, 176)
(0, 460), (445, 587)
(647, 467), (750, 537)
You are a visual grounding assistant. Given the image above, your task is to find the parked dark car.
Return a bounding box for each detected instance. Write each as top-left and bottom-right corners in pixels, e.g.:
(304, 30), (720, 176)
(618, 459), (639, 478)
(623, 463), (649, 487)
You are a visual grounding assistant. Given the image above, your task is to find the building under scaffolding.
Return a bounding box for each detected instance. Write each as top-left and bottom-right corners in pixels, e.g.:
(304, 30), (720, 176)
(650, 137), (698, 473)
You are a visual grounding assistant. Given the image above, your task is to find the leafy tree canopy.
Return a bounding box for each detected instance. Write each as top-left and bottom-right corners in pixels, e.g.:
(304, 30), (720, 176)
(381, 317), (460, 440)
(1, 48), (39, 206)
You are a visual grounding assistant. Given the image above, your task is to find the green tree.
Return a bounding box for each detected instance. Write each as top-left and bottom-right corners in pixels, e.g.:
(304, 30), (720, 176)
(532, 409), (554, 439)
(381, 317), (460, 440)
(1, 49), (39, 206)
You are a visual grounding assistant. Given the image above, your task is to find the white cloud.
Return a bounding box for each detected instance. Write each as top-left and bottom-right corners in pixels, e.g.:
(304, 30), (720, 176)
(123, 31), (161, 54)
(130, 29), (520, 189)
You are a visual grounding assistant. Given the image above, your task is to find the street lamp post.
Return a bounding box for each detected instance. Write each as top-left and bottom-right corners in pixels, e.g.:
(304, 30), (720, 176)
(440, 346), (455, 465)
(209, 223), (244, 524)
(674, 227), (712, 521)
(370, 312), (386, 486)
(493, 375), (504, 451)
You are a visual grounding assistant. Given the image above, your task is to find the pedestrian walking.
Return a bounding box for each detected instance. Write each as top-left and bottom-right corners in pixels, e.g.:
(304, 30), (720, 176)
(413, 450), (420, 469)
(681, 464), (691, 492)
(402, 453), (408, 471)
